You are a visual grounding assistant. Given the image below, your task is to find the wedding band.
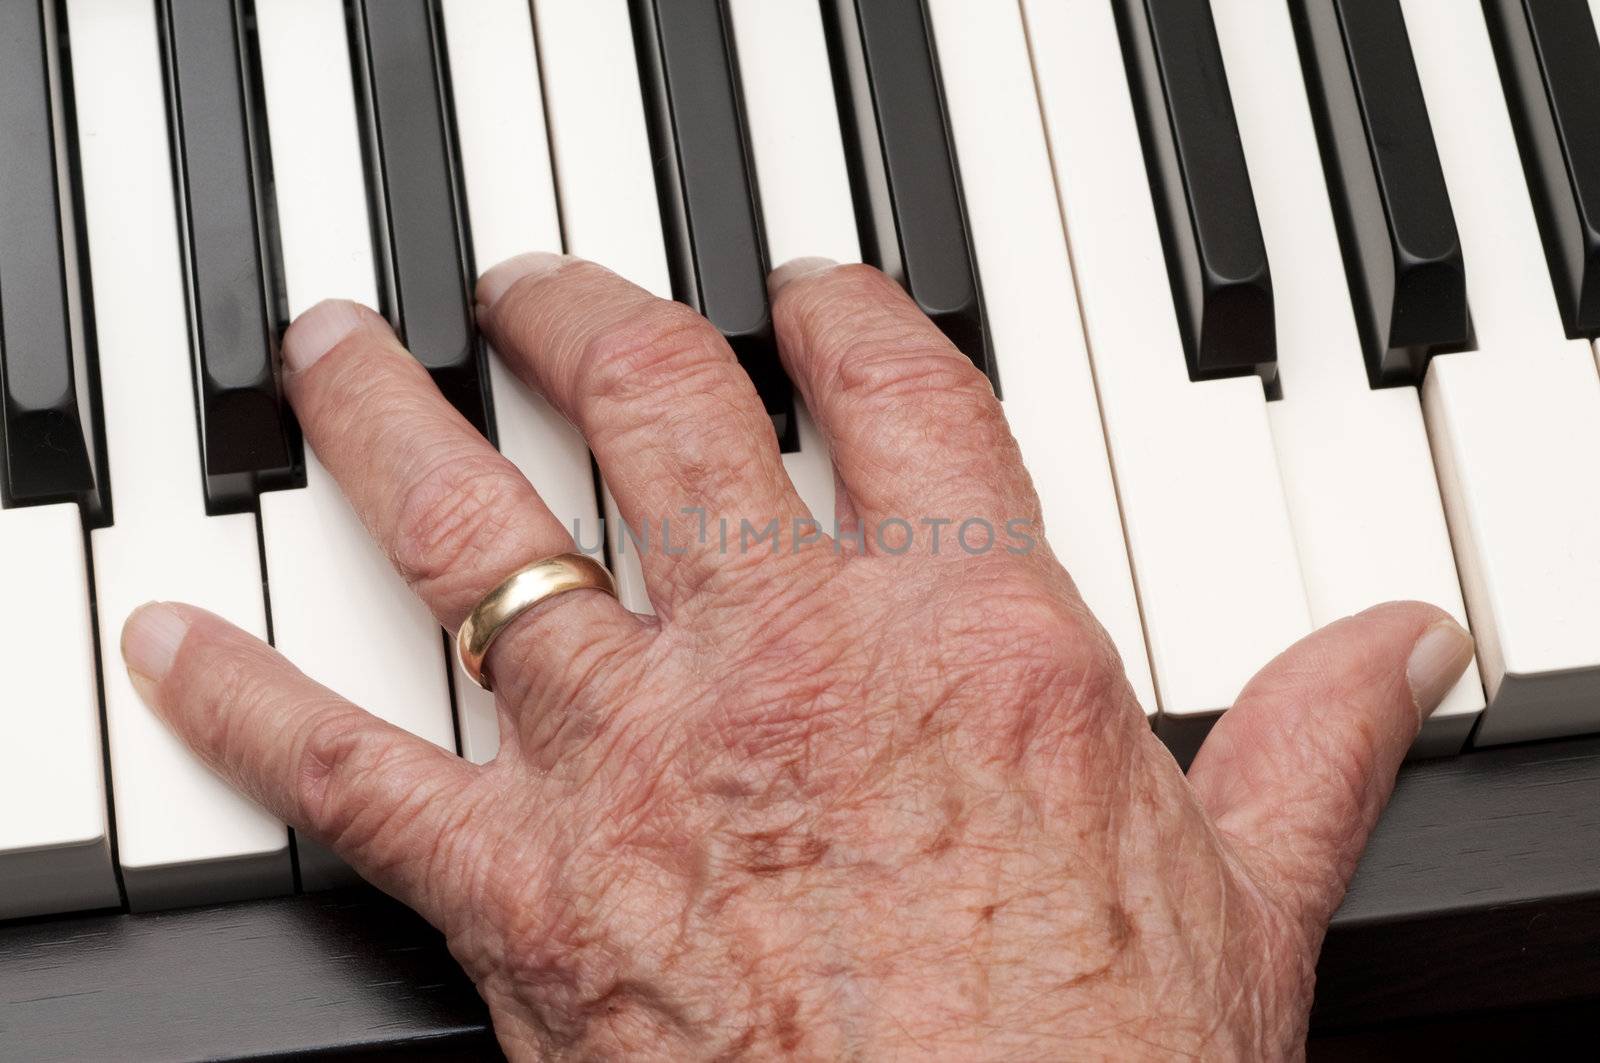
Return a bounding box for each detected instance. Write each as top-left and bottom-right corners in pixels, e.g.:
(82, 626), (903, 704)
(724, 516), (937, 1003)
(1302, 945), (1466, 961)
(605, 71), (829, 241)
(455, 553), (617, 691)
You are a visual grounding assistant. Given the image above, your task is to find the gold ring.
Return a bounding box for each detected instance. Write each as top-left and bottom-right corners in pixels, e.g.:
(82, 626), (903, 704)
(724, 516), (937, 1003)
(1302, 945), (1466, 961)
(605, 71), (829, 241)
(456, 553), (617, 691)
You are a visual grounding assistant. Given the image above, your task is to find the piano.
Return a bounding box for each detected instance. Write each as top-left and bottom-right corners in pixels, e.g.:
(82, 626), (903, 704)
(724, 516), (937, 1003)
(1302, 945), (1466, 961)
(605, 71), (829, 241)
(4, 0), (1600, 1055)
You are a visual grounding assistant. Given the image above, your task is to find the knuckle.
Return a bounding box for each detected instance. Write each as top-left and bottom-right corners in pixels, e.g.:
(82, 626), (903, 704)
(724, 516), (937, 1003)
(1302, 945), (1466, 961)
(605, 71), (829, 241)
(392, 456), (530, 591)
(824, 327), (996, 426)
(974, 596), (1107, 688)
(1017, 601), (1124, 703)
(294, 710), (462, 878)
(293, 710), (429, 859)
(943, 575), (1130, 752)
(657, 412), (768, 516)
(294, 710), (372, 841)
(784, 264), (994, 406)
(949, 570), (1086, 645)
(835, 340), (990, 410)
(578, 300), (731, 410)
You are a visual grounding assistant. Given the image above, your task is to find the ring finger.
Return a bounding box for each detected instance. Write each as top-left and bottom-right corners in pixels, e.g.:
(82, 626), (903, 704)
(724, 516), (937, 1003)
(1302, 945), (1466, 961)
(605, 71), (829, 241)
(280, 299), (641, 704)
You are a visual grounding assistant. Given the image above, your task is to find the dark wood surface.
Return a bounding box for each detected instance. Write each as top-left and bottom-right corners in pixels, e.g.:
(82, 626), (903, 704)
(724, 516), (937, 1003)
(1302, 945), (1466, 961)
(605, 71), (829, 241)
(5, 734), (1600, 1059)
(1309, 998), (1600, 1060)
(1314, 733), (1600, 1030)
(0, 889), (496, 1061)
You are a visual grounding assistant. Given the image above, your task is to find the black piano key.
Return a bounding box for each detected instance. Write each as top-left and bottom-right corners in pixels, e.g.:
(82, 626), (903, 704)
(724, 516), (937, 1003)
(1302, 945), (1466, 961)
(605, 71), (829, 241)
(1484, 0), (1600, 339)
(1291, 0), (1468, 385)
(162, 0), (296, 512)
(349, 0), (490, 439)
(628, 0), (793, 449)
(1114, 0), (1276, 384)
(0, 0), (101, 514)
(820, 0), (995, 390)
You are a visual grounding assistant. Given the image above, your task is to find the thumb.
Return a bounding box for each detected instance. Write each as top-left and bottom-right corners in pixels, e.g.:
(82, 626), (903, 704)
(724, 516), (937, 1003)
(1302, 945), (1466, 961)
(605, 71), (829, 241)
(1186, 601), (1475, 937)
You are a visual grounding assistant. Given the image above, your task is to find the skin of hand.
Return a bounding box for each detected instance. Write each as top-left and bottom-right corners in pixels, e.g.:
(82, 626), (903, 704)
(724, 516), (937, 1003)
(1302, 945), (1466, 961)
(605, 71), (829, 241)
(120, 255), (1475, 1061)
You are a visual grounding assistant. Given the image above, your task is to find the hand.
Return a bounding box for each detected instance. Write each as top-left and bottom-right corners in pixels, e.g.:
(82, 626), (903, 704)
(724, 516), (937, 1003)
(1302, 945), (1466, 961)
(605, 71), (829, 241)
(121, 255), (1474, 1059)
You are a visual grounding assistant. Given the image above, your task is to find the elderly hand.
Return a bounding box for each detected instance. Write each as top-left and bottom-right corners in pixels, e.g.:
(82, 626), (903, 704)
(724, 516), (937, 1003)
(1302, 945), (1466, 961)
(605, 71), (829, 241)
(121, 255), (1474, 1060)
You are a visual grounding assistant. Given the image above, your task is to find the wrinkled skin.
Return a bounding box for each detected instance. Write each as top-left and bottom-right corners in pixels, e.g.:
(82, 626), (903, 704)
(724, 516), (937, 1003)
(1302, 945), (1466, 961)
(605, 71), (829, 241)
(123, 257), (1474, 1060)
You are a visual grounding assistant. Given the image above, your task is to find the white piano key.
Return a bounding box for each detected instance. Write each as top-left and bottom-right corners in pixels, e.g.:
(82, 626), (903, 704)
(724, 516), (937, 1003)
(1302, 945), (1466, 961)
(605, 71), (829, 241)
(725, 0), (848, 526)
(440, 0), (602, 763)
(531, 2), (672, 302)
(598, 487), (650, 614)
(1402, 0), (1600, 746)
(781, 408), (836, 528)
(1022, 0), (1310, 740)
(67, 0), (289, 908)
(532, 0), (672, 615)
(0, 503), (117, 919)
(924, 0), (1154, 714)
(254, 0), (455, 887)
(253, 1), (378, 311)
(726, 0), (858, 268)
(1207, 0), (1482, 754)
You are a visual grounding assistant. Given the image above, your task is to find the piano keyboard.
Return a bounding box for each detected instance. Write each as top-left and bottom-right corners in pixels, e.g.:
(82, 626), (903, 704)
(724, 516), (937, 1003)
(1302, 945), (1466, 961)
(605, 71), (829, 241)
(2, 0), (1599, 920)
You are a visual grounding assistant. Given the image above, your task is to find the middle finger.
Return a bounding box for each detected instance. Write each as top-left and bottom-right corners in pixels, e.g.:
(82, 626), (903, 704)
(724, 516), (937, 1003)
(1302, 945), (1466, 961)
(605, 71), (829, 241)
(476, 253), (820, 618)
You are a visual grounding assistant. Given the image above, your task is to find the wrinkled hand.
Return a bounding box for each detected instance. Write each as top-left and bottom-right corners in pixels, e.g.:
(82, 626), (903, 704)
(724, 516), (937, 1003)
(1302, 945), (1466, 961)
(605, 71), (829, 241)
(122, 256), (1474, 1060)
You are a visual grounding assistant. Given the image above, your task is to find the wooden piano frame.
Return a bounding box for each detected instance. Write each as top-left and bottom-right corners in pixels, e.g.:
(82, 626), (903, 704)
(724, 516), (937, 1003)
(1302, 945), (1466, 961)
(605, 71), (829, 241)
(3, 733), (1600, 1056)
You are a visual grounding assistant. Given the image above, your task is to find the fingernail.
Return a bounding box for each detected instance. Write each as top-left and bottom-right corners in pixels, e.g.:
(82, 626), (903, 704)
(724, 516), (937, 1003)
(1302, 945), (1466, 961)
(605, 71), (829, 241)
(1406, 619), (1475, 719)
(123, 602), (191, 684)
(768, 256), (838, 297)
(282, 299), (376, 373)
(476, 251), (568, 310)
